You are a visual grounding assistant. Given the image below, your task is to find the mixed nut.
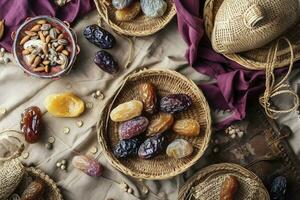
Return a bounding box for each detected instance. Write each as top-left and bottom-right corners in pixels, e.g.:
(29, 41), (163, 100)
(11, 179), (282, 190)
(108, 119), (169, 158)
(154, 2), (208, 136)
(19, 19), (71, 74)
(111, 81), (201, 160)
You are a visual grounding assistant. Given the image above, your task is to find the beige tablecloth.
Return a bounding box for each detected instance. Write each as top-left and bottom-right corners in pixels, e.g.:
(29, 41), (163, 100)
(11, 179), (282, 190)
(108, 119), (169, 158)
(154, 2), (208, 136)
(1, 10), (299, 200)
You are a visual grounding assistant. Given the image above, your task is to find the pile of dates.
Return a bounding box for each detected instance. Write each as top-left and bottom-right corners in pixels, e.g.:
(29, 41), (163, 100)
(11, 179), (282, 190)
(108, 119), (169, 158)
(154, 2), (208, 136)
(112, 0), (167, 21)
(83, 24), (119, 74)
(111, 82), (201, 160)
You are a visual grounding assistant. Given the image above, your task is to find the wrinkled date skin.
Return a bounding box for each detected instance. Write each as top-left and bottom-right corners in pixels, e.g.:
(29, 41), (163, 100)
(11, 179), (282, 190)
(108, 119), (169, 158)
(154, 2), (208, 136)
(146, 113), (174, 136)
(139, 82), (157, 114)
(83, 24), (115, 49)
(94, 50), (119, 74)
(119, 116), (149, 139)
(21, 180), (45, 200)
(220, 175), (239, 200)
(270, 176), (287, 200)
(20, 106), (42, 143)
(159, 94), (192, 114)
(138, 135), (165, 159)
(172, 119), (200, 137)
(114, 137), (141, 158)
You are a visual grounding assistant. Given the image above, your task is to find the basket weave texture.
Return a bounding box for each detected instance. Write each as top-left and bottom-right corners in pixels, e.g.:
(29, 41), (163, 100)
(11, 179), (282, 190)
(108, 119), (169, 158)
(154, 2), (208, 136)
(204, 0), (300, 70)
(97, 69), (211, 180)
(178, 163), (270, 200)
(94, 0), (177, 36)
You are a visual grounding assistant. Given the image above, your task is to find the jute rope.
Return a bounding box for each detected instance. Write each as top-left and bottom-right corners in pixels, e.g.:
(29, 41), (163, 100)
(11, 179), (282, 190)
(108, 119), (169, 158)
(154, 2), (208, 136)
(259, 37), (299, 118)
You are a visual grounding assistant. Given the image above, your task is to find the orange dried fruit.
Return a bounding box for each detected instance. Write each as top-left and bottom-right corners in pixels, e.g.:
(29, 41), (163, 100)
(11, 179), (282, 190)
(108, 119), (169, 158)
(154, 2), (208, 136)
(115, 1), (141, 22)
(172, 119), (200, 137)
(44, 92), (85, 117)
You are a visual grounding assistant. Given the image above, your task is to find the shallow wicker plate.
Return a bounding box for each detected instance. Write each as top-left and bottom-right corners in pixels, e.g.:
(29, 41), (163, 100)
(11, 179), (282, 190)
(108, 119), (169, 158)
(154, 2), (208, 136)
(204, 0), (300, 70)
(97, 69), (211, 180)
(94, 0), (177, 36)
(178, 163), (270, 200)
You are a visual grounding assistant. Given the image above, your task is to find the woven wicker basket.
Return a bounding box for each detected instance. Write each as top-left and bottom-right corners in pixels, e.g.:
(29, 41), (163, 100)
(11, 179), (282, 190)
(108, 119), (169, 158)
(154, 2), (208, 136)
(204, 0), (300, 70)
(178, 163), (270, 200)
(94, 0), (177, 36)
(97, 69), (211, 180)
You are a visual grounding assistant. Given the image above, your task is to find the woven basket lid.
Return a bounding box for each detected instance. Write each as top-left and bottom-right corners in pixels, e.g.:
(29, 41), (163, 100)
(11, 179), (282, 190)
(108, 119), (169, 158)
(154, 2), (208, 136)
(94, 0), (176, 36)
(178, 163), (270, 200)
(204, 0), (300, 70)
(97, 69), (211, 180)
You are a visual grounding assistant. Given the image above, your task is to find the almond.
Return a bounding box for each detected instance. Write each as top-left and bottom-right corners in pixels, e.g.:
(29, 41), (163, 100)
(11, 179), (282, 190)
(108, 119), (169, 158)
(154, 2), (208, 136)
(30, 24), (41, 32)
(56, 45), (64, 52)
(37, 20), (47, 25)
(33, 66), (45, 72)
(25, 31), (37, 36)
(20, 35), (30, 45)
(38, 31), (45, 42)
(32, 56), (42, 68)
(0, 19), (5, 41)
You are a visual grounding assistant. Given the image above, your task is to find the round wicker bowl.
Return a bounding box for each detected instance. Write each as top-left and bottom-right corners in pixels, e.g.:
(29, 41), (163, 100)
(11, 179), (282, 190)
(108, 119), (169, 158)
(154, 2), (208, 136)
(97, 69), (211, 180)
(94, 0), (177, 36)
(204, 0), (300, 70)
(178, 163), (270, 200)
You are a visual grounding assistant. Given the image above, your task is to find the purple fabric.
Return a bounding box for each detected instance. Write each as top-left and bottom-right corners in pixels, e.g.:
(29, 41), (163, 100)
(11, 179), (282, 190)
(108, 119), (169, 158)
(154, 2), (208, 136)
(175, 0), (290, 129)
(0, 0), (95, 52)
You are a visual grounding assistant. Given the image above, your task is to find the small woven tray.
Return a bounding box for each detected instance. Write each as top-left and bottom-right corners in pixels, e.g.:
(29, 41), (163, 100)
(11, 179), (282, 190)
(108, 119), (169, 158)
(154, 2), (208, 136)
(178, 163), (270, 200)
(204, 0), (300, 70)
(94, 0), (177, 36)
(97, 69), (211, 180)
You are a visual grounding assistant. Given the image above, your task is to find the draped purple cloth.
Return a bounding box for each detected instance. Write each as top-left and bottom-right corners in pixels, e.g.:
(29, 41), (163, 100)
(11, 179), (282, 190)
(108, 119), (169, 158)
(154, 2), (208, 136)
(0, 0), (94, 52)
(175, 0), (290, 129)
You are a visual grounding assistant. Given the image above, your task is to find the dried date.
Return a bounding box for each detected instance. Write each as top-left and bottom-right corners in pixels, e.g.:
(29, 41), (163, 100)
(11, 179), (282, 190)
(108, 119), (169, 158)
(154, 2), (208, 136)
(114, 137), (141, 158)
(270, 176), (287, 200)
(83, 24), (115, 49)
(159, 94), (192, 114)
(138, 135), (165, 159)
(110, 100), (143, 122)
(146, 113), (173, 136)
(20, 106), (42, 143)
(220, 175), (239, 200)
(21, 180), (45, 200)
(94, 50), (119, 74)
(139, 82), (157, 114)
(172, 119), (200, 137)
(119, 116), (149, 139)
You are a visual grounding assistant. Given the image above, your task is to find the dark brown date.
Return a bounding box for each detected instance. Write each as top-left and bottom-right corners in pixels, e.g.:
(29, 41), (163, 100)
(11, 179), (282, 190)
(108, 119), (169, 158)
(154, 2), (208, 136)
(138, 135), (165, 159)
(94, 50), (119, 74)
(220, 175), (239, 200)
(139, 82), (157, 114)
(114, 137), (141, 158)
(119, 116), (149, 139)
(159, 94), (192, 114)
(21, 180), (45, 200)
(20, 106), (42, 143)
(83, 24), (115, 49)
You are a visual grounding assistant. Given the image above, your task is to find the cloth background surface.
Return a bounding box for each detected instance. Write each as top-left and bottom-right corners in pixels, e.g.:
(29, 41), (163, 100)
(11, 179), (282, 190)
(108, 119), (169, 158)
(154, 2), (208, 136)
(0, 0), (94, 52)
(0, 5), (300, 200)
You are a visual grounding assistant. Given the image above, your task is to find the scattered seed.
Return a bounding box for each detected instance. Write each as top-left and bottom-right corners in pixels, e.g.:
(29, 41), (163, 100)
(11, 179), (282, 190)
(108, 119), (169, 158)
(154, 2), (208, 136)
(37, 19), (47, 25)
(30, 24), (41, 32)
(25, 31), (37, 36)
(63, 127), (70, 134)
(61, 159), (67, 165)
(127, 188), (133, 194)
(213, 146), (219, 153)
(60, 165), (66, 170)
(56, 162), (62, 168)
(22, 152), (29, 159)
(20, 35), (30, 45)
(48, 136), (55, 143)
(77, 120), (83, 127)
(45, 142), (53, 150)
(90, 146), (98, 154)
(86, 102), (93, 109)
(0, 107), (6, 115)
(141, 186), (149, 194)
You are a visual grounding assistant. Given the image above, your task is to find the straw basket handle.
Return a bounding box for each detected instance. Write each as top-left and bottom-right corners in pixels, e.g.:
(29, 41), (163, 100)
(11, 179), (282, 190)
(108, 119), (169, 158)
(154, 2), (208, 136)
(243, 4), (264, 28)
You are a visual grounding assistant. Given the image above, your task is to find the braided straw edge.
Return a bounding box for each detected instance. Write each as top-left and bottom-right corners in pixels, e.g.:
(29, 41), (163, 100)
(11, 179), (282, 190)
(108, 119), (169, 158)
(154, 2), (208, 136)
(97, 69), (212, 180)
(26, 167), (64, 200)
(203, 0), (298, 70)
(94, 0), (177, 37)
(178, 163), (270, 200)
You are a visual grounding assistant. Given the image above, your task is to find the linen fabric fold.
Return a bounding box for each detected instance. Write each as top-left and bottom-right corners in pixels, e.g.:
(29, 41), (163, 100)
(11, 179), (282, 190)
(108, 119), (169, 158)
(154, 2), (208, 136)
(0, 0), (94, 52)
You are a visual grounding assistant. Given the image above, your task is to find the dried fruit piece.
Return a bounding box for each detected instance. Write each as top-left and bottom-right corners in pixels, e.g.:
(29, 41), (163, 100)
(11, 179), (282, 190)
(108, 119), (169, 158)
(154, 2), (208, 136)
(0, 19), (5, 41)
(83, 24), (115, 49)
(44, 92), (85, 117)
(173, 119), (200, 137)
(270, 176), (287, 200)
(166, 139), (193, 159)
(159, 94), (192, 114)
(116, 1), (141, 22)
(220, 175), (239, 200)
(119, 116), (149, 139)
(110, 100), (143, 122)
(147, 113), (173, 136)
(138, 135), (165, 159)
(140, 0), (167, 17)
(94, 50), (119, 74)
(139, 82), (157, 114)
(20, 106), (42, 143)
(112, 0), (134, 9)
(114, 137), (141, 158)
(21, 180), (45, 200)
(72, 155), (103, 177)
